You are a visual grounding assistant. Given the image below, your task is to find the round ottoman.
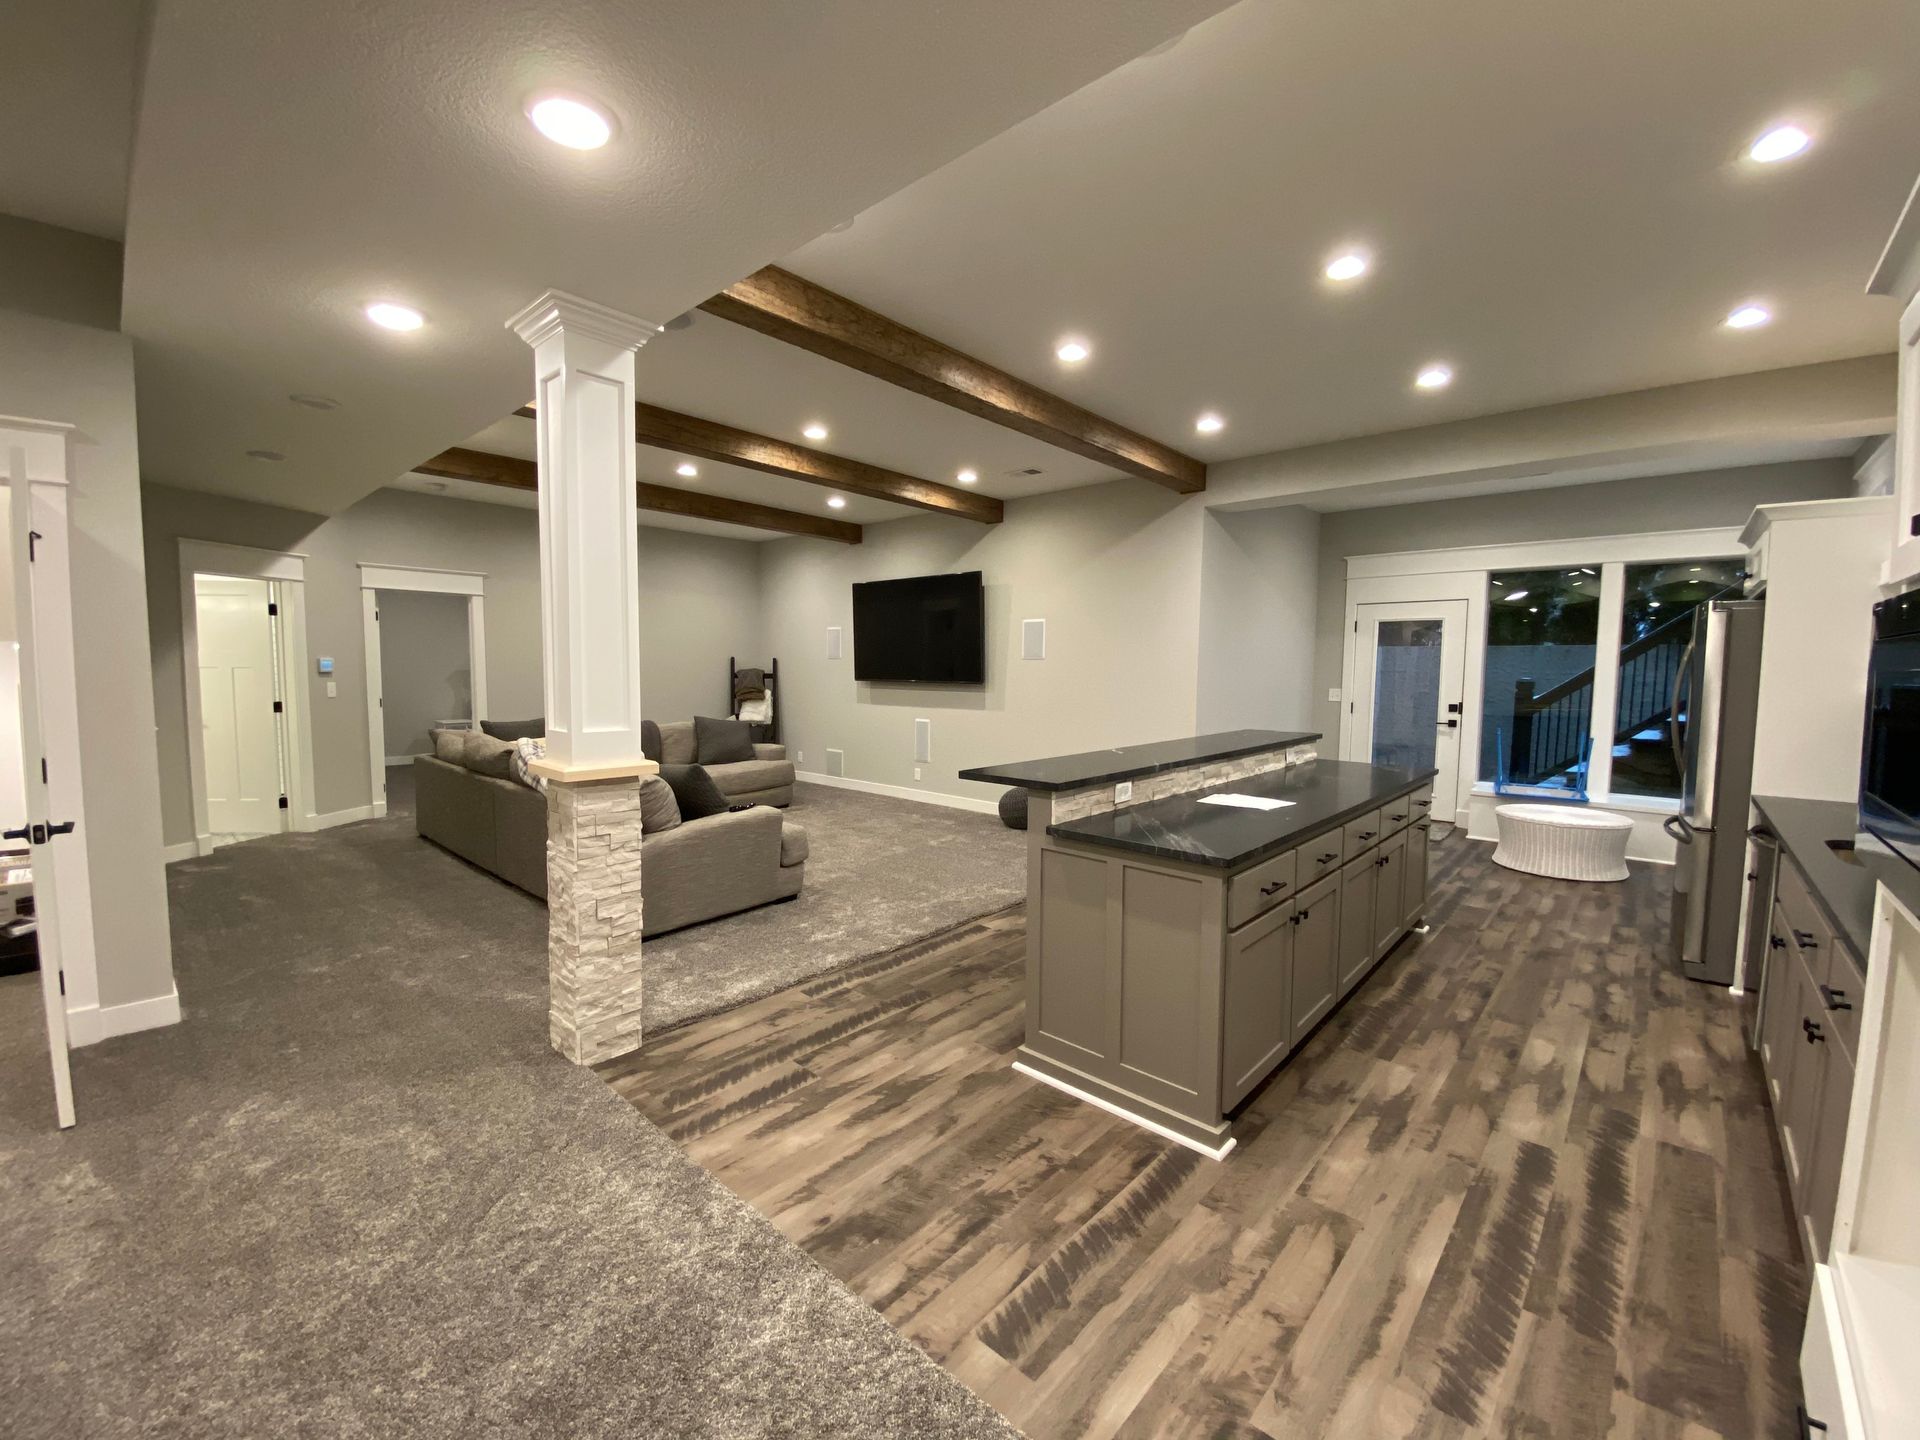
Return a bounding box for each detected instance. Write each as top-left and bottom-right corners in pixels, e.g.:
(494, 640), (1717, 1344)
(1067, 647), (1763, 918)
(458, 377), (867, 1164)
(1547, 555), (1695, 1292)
(1492, 803), (1632, 882)
(997, 787), (1030, 831)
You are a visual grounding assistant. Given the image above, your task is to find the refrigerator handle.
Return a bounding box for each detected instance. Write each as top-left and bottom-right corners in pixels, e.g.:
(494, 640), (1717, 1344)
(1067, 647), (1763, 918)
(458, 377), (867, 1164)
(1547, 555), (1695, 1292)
(1669, 633), (1696, 779)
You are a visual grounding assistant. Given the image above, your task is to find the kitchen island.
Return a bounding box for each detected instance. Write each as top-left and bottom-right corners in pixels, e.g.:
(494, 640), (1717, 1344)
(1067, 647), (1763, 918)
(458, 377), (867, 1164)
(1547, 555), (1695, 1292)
(962, 733), (1435, 1157)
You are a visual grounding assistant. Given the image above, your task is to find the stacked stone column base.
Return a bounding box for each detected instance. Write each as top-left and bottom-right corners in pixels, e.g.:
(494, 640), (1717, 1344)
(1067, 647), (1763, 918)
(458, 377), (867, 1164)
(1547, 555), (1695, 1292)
(546, 775), (646, 1065)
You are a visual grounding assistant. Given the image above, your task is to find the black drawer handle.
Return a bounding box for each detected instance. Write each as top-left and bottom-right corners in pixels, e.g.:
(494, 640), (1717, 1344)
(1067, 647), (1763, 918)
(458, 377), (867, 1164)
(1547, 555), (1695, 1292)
(1260, 880), (1288, 897)
(1820, 984), (1853, 1012)
(1356, 830), (1376, 841)
(1316, 852), (1339, 865)
(1793, 929), (1818, 949)
(1802, 1017), (1825, 1044)
(1769, 935), (1787, 949)
(1388, 812), (1407, 822)
(1798, 1404), (1829, 1436)
(1415, 799), (1432, 808)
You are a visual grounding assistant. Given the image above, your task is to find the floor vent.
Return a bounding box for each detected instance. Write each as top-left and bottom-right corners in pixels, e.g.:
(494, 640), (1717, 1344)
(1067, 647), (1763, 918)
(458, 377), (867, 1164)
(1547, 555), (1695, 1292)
(825, 748), (845, 777)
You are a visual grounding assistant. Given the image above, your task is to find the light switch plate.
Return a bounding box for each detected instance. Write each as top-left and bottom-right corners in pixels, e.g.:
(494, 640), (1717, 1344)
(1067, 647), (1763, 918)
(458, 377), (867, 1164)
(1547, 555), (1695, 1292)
(1327, 687), (1341, 703)
(1115, 780), (1133, 803)
(913, 766), (922, 781)
(326, 680), (337, 698)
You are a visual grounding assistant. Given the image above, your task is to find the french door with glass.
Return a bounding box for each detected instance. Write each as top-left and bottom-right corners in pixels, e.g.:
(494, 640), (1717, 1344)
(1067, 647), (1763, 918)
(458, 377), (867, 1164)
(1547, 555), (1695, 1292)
(1347, 600), (1469, 819)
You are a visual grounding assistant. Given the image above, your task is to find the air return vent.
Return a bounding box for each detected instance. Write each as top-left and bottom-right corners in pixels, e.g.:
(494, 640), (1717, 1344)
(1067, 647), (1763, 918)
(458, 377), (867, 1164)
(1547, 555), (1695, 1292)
(825, 748), (845, 777)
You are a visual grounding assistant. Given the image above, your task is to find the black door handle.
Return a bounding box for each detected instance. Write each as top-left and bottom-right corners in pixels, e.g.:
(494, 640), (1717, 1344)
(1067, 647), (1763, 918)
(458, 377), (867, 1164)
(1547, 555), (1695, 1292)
(1436, 719), (1458, 729)
(1797, 1403), (1829, 1436)
(3, 820), (74, 845)
(1802, 1017), (1825, 1044)
(1819, 985), (1853, 1012)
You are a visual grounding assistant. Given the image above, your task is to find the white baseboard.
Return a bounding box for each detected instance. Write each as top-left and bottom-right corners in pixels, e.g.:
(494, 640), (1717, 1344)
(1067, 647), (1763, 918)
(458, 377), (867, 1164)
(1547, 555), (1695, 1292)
(794, 770), (1000, 815)
(300, 804), (382, 832)
(67, 988), (181, 1047)
(384, 753), (422, 767)
(161, 840), (203, 865)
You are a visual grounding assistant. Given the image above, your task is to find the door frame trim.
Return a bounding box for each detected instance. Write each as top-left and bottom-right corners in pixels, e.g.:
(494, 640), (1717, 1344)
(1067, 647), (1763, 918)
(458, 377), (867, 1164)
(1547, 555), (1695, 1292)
(358, 564), (487, 819)
(178, 539), (314, 852)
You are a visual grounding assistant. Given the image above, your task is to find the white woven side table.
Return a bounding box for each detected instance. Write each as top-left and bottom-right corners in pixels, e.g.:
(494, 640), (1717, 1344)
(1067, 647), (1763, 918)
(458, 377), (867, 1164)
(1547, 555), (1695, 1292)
(1492, 803), (1633, 882)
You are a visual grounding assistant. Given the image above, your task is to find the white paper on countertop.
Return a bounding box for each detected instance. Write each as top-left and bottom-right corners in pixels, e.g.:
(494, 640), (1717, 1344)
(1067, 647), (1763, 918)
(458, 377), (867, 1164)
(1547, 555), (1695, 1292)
(1198, 794), (1295, 811)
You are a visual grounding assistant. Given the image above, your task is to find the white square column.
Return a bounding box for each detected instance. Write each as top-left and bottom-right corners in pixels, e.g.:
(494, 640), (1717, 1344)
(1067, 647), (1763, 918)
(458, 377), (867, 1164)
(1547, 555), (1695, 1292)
(507, 290), (662, 1066)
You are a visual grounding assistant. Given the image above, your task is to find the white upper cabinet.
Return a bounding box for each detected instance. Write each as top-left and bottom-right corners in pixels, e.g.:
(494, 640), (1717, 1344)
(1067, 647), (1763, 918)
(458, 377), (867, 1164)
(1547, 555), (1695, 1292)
(1869, 174), (1920, 588)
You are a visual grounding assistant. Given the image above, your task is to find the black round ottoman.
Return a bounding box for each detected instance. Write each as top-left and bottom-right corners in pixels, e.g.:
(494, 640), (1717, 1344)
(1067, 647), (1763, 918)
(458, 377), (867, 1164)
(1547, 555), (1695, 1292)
(997, 787), (1030, 831)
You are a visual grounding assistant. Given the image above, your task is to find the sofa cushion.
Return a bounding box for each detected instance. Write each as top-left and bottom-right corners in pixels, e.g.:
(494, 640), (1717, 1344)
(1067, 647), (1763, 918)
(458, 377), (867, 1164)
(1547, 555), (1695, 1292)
(658, 763), (731, 821)
(778, 821), (810, 868)
(640, 719), (663, 763)
(639, 775), (682, 834)
(430, 727), (469, 764)
(695, 715), (755, 765)
(657, 721), (697, 766)
(707, 757), (796, 798)
(465, 732), (517, 779)
(480, 717), (544, 742)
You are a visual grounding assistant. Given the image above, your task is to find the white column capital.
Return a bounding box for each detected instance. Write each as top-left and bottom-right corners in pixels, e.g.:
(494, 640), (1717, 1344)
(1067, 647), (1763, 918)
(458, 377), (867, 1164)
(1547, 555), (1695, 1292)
(505, 290), (663, 352)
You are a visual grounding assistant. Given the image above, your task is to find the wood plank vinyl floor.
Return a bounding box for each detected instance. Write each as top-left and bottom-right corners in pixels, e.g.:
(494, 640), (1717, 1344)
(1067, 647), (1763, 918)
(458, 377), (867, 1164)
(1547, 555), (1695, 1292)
(601, 835), (1808, 1439)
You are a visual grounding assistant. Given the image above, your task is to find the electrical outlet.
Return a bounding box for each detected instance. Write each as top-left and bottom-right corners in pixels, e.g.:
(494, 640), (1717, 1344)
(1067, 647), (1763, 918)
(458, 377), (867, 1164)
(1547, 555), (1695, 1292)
(326, 680), (337, 698)
(795, 749), (803, 763)
(913, 766), (922, 781)
(1115, 780), (1133, 804)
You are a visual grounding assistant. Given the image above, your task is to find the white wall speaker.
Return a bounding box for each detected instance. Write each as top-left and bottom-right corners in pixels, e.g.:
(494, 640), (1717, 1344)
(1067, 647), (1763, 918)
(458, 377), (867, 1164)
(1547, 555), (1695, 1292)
(914, 718), (931, 764)
(826, 625), (843, 660)
(1022, 617), (1046, 660)
(825, 747), (845, 777)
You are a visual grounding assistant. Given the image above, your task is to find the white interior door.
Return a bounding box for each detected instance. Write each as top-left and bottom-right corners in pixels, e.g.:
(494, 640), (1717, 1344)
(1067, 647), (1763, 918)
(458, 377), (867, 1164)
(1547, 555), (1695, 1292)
(195, 575), (283, 837)
(1349, 600), (1470, 814)
(6, 476), (75, 1127)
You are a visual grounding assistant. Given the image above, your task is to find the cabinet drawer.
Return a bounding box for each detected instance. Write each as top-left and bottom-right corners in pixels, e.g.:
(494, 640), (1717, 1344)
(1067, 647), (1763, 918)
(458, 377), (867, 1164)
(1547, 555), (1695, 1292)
(1407, 784), (1437, 823)
(1381, 793), (1417, 834)
(1342, 809), (1384, 860)
(1228, 847), (1299, 931)
(1298, 831), (1345, 888)
(1819, 946), (1864, 1061)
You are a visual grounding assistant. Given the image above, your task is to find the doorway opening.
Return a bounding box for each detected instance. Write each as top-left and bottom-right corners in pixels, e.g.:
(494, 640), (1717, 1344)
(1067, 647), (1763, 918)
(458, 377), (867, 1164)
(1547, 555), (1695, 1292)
(193, 574), (291, 846)
(358, 564), (487, 818)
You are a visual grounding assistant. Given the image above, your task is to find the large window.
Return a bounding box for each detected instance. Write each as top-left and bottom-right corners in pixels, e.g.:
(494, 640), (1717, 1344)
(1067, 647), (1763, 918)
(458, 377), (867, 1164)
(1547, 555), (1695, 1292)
(1479, 568), (1600, 792)
(1609, 559), (1745, 798)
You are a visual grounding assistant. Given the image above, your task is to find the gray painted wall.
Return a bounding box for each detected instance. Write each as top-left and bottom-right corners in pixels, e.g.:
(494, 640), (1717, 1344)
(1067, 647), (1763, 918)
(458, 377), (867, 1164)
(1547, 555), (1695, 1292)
(0, 273), (175, 1011)
(377, 589), (472, 758)
(1196, 505), (1321, 734)
(144, 485), (764, 845)
(1306, 457), (1855, 742)
(760, 479), (1205, 806)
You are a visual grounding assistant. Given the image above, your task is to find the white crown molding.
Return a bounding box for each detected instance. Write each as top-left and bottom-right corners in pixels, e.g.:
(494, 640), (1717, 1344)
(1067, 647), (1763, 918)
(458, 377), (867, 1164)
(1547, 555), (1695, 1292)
(506, 290), (663, 351)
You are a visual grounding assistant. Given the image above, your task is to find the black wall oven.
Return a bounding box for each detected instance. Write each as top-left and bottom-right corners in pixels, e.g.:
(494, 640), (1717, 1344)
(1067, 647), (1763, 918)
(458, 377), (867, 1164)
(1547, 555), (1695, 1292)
(1861, 590), (1920, 874)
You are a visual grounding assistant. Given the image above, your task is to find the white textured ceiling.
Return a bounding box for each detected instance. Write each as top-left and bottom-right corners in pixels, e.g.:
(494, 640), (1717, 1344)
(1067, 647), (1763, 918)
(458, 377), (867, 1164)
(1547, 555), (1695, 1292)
(118, 0), (1230, 514)
(786, 0), (1920, 462)
(0, 0), (146, 238)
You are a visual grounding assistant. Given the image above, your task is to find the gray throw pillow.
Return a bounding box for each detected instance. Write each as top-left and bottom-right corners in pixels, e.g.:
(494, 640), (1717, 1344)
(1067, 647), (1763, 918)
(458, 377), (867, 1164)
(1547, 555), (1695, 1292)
(465, 732), (517, 779)
(640, 719), (663, 764)
(694, 714), (754, 765)
(430, 727), (468, 764)
(638, 775), (681, 834)
(658, 763), (731, 821)
(481, 717), (544, 743)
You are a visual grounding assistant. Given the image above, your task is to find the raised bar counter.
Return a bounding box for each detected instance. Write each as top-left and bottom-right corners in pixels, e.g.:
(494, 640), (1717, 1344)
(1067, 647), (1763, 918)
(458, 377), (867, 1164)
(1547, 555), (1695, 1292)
(960, 728), (1320, 792)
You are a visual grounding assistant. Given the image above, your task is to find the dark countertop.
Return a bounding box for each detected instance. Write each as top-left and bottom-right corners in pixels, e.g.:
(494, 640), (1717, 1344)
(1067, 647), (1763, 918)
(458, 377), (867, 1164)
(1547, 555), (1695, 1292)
(1753, 794), (1920, 967)
(1048, 758), (1434, 871)
(958, 729), (1320, 793)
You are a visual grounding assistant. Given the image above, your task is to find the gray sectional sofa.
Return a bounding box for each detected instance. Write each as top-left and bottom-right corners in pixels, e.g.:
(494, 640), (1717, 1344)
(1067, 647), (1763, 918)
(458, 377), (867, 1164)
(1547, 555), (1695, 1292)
(654, 721), (795, 807)
(413, 749), (807, 937)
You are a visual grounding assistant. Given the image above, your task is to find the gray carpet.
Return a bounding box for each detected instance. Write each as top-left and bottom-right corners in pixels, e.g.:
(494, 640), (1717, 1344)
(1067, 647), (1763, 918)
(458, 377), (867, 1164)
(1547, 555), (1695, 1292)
(644, 782), (1025, 1030)
(0, 802), (1022, 1438)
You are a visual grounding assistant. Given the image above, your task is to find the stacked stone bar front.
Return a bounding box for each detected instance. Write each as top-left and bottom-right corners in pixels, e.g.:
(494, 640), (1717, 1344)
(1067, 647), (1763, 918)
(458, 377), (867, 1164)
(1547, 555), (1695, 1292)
(1046, 740), (1317, 823)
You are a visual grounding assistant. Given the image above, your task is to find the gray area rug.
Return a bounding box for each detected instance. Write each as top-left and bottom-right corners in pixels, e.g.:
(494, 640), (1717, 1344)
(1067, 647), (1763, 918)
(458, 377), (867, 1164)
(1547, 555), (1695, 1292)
(0, 800), (1021, 1438)
(644, 782), (1025, 1030)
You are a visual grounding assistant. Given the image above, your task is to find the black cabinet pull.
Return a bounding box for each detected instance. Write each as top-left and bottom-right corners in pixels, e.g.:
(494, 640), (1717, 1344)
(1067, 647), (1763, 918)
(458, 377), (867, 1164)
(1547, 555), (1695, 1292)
(1316, 852), (1338, 864)
(1819, 984), (1853, 1012)
(1291, 908), (1309, 925)
(1357, 830), (1376, 841)
(1261, 880), (1287, 897)
(1769, 935), (1787, 949)
(1793, 929), (1818, 949)
(1415, 799), (1432, 808)
(1797, 1404), (1829, 1436)
(1802, 1017), (1825, 1044)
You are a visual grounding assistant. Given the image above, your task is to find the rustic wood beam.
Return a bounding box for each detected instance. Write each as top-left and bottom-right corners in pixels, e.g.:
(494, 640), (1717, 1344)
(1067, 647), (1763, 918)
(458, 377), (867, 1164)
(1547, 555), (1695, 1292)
(510, 402), (1001, 523)
(698, 265), (1206, 494)
(413, 446), (863, 545)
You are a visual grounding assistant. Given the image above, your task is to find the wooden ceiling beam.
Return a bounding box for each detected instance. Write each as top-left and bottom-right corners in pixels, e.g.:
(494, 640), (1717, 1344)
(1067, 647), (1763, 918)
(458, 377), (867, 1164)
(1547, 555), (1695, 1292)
(412, 446), (863, 545)
(509, 402), (1000, 523)
(698, 265), (1206, 494)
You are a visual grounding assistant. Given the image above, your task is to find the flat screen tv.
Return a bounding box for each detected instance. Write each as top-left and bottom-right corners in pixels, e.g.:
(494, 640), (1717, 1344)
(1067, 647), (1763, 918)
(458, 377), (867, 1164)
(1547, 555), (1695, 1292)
(852, 571), (985, 684)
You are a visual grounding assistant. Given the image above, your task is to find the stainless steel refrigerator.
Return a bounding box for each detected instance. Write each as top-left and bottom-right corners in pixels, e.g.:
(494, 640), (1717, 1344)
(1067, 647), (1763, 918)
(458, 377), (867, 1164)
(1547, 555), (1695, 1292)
(1664, 597), (1765, 985)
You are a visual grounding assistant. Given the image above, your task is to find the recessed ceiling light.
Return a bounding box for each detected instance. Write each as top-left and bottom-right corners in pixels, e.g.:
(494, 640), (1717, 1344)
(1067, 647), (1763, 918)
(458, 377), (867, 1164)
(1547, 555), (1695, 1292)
(1506, 589), (1530, 602)
(1649, 600), (1663, 609)
(527, 96), (613, 151)
(289, 393), (341, 411)
(1055, 338), (1090, 364)
(1414, 364), (1453, 391)
(365, 302), (424, 332)
(1528, 607), (1539, 614)
(1749, 124), (1812, 164)
(1324, 251), (1370, 282)
(675, 462), (698, 478)
(1725, 304), (1772, 330)
(825, 495), (847, 510)
(802, 422), (829, 442)
(1195, 412), (1225, 435)
(245, 449), (286, 462)
(956, 468), (978, 485)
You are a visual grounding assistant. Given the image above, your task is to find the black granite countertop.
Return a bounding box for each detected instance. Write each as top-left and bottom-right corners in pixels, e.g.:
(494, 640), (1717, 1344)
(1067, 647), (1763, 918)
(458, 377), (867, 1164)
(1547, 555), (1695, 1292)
(1047, 759), (1434, 870)
(958, 729), (1320, 793)
(1752, 795), (1920, 968)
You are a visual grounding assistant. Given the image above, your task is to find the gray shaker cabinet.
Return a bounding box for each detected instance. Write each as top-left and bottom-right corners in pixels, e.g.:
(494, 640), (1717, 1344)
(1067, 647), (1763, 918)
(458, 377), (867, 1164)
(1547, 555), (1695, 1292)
(1288, 874), (1339, 1045)
(1222, 901), (1295, 1109)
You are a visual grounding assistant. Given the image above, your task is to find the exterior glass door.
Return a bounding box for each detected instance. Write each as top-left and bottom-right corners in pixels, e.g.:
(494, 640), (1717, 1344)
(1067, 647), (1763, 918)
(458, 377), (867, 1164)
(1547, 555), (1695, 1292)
(1349, 600), (1469, 819)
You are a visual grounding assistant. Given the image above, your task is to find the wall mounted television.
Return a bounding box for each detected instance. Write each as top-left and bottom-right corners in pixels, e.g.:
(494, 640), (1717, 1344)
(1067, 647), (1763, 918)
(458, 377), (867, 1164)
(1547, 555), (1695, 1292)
(1860, 590), (1920, 874)
(851, 571), (985, 684)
